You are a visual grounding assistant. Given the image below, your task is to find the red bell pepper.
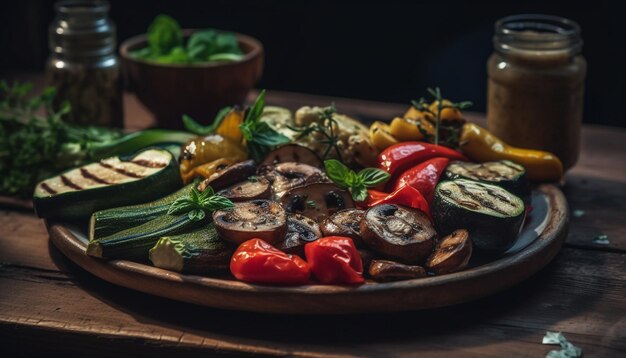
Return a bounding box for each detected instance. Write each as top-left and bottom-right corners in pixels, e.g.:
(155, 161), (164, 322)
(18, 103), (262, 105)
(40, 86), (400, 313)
(391, 157), (450, 203)
(378, 142), (467, 178)
(304, 236), (364, 285)
(230, 239), (311, 285)
(363, 184), (430, 217)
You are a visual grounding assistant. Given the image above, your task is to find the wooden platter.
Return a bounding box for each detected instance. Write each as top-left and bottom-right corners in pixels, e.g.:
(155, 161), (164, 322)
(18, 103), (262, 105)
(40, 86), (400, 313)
(46, 184), (568, 314)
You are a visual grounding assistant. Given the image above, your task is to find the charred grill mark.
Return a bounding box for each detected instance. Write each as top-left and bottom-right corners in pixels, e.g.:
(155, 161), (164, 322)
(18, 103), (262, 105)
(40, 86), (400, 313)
(40, 183), (57, 195)
(454, 183), (509, 215)
(500, 161), (523, 173)
(60, 175), (82, 191)
(132, 159), (167, 168)
(80, 168), (110, 185)
(99, 162), (143, 178)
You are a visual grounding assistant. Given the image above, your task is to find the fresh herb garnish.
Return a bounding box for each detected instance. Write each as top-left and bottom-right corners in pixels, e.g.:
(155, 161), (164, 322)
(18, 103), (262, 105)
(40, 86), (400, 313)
(324, 159), (390, 202)
(182, 106), (232, 135)
(290, 104), (343, 161)
(411, 87), (472, 147)
(306, 199), (317, 209)
(168, 185), (234, 222)
(239, 90), (290, 162)
(131, 14), (243, 64)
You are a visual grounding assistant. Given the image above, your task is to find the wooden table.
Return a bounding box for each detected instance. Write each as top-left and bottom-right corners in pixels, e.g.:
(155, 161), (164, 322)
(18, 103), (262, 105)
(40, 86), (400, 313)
(1, 90), (625, 357)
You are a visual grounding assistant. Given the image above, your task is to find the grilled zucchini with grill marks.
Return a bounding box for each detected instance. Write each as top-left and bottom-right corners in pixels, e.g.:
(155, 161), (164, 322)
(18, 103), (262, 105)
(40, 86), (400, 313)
(148, 225), (234, 274)
(433, 179), (525, 253)
(444, 160), (530, 203)
(33, 148), (180, 220)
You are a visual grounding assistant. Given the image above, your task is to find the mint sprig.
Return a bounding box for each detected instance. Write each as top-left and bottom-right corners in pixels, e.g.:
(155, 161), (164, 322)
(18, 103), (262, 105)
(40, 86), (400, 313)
(324, 159), (390, 202)
(239, 90), (290, 161)
(168, 185), (234, 222)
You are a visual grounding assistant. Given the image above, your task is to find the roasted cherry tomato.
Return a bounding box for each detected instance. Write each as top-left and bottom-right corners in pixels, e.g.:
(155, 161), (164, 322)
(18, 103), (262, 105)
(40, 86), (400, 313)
(363, 184), (430, 218)
(230, 239), (310, 285)
(391, 157), (450, 203)
(378, 141), (467, 178)
(304, 236), (364, 285)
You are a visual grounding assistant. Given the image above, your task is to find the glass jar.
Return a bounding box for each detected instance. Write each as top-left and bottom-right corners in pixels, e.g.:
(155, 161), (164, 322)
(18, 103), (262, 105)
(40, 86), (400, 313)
(46, 0), (123, 127)
(487, 14), (586, 170)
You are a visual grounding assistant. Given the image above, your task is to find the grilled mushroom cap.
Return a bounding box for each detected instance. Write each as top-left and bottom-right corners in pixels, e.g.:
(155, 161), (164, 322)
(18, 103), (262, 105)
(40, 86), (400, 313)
(276, 213), (322, 256)
(426, 229), (472, 274)
(217, 177), (271, 202)
(258, 162), (329, 199)
(281, 182), (354, 222)
(368, 260), (427, 282)
(320, 209), (365, 246)
(260, 144), (323, 168)
(360, 204), (436, 264)
(213, 200), (287, 245)
(198, 159), (256, 192)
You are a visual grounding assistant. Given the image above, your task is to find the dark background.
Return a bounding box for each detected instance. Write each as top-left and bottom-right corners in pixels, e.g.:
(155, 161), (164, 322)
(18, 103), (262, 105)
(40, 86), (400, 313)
(2, 0), (625, 127)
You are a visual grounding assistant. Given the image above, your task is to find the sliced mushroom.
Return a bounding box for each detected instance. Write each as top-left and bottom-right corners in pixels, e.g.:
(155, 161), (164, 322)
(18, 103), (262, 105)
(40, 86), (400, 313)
(426, 229), (472, 274)
(360, 204), (436, 264)
(280, 183), (354, 222)
(358, 248), (376, 272)
(320, 209), (365, 246)
(368, 260), (427, 282)
(260, 144), (323, 168)
(198, 159), (257, 192)
(213, 200), (287, 245)
(258, 162), (329, 199)
(276, 213), (322, 256)
(217, 177), (271, 202)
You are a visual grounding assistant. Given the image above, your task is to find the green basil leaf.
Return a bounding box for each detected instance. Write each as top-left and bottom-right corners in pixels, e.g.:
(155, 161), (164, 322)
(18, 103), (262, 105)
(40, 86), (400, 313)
(350, 183), (369, 202)
(147, 14), (182, 55)
(188, 209), (206, 222)
(168, 197), (197, 215)
(201, 195), (234, 211)
(358, 168), (390, 187)
(324, 159), (351, 188)
(239, 121), (254, 141)
(251, 122), (290, 146)
(187, 29), (218, 61)
(245, 90), (265, 124)
(182, 114), (212, 135)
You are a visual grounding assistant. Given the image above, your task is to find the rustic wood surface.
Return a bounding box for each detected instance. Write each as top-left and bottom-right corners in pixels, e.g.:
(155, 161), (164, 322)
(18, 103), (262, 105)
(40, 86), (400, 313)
(1, 88), (625, 356)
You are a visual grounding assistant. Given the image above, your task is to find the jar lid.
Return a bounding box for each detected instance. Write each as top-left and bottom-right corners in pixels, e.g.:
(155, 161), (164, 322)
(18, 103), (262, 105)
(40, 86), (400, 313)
(494, 14), (583, 54)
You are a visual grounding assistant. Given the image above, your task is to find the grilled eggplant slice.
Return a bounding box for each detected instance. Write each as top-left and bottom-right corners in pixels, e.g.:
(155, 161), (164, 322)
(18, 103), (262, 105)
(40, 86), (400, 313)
(276, 213), (322, 256)
(281, 183), (354, 222)
(444, 160), (530, 203)
(213, 200), (287, 245)
(320, 209), (365, 246)
(217, 176), (271, 202)
(360, 204), (436, 263)
(258, 162), (329, 199)
(426, 229), (472, 274)
(433, 179), (525, 253)
(368, 260), (427, 282)
(260, 144), (323, 168)
(34, 148), (180, 220)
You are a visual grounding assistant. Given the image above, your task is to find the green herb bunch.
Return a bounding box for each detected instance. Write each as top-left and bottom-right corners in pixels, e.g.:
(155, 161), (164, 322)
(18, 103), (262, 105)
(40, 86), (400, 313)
(411, 87), (472, 147)
(324, 159), (390, 202)
(0, 81), (121, 196)
(290, 103), (343, 161)
(130, 14), (243, 64)
(168, 185), (234, 222)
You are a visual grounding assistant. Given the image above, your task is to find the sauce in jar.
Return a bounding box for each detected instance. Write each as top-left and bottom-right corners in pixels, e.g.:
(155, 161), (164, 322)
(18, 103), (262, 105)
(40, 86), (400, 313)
(487, 15), (586, 170)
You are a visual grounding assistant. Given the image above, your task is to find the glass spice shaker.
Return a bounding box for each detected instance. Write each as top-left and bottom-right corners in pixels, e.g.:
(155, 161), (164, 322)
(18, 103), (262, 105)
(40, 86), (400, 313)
(487, 14), (586, 170)
(46, 0), (123, 127)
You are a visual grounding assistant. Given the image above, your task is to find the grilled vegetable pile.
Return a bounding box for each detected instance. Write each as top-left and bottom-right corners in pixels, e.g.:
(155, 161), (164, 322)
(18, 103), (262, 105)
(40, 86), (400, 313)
(29, 87), (564, 287)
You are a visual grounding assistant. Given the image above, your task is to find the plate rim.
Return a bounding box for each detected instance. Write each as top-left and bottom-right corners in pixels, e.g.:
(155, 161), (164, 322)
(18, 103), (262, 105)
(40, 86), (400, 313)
(47, 184), (568, 314)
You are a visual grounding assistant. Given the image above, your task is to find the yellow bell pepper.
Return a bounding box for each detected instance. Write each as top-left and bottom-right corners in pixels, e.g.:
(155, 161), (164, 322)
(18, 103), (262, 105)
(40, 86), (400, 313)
(389, 117), (433, 141)
(369, 121), (399, 150)
(180, 134), (247, 183)
(215, 108), (244, 143)
(460, 123), (563, 182)
(181, 158), (236, 184)
(429, 100), (464, 121)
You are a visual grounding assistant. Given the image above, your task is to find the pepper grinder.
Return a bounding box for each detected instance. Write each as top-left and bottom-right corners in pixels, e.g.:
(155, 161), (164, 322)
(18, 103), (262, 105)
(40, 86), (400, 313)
(46, 0), (123, 127)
